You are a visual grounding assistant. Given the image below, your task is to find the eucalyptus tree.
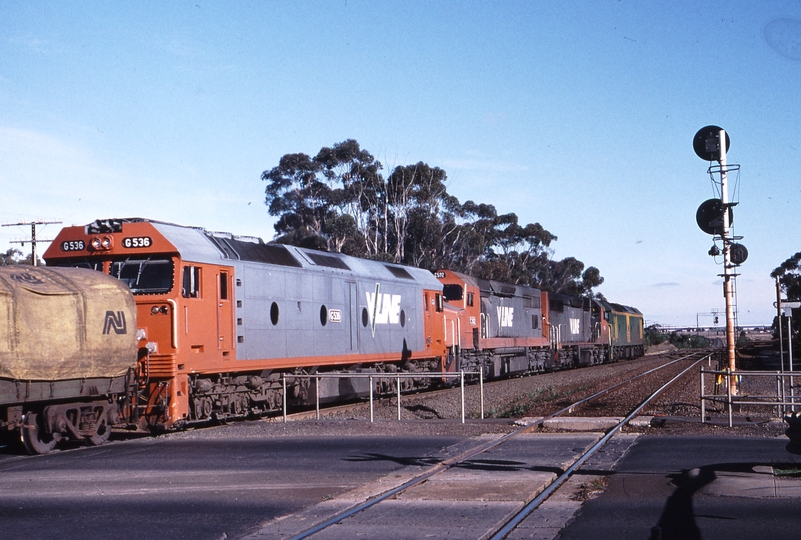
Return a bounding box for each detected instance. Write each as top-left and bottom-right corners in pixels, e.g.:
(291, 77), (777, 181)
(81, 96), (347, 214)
(772, 251), (801, 301)
(262, 140), (604, 297)
(771, 252), (801, 334)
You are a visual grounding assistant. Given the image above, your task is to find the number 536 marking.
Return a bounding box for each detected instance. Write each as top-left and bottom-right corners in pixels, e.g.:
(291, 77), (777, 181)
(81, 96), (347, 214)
(122, 237), (152, 248)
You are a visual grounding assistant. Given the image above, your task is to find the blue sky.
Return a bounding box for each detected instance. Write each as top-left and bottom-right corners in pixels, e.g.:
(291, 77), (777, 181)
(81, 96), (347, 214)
(2, 1), (800, 327)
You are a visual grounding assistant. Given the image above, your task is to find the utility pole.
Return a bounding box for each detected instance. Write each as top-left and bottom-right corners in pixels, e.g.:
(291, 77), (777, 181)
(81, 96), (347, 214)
(2, 220), (62, 266)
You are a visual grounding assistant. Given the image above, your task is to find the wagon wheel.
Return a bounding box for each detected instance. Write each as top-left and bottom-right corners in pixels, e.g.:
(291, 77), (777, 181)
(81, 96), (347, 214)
(20, 412), (58, 455)
(88, 417), (111, 446)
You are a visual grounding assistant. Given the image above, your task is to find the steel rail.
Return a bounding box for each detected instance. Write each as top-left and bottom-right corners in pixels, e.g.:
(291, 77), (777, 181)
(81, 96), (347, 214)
(287, 351), (706, 540)
(489, 352), (710, 540)
(526, 350), (707, 425)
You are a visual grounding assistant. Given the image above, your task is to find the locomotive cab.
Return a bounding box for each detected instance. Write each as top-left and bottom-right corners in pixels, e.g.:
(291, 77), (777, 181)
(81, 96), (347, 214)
(45, 219), (236, 430)
(436, 270), (482, 355)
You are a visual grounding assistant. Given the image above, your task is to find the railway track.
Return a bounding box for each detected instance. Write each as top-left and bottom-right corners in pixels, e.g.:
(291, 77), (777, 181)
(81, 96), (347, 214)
(271, 349), (702, 424)
(490, 351), (708, 539)
(266, 351), (709, 540)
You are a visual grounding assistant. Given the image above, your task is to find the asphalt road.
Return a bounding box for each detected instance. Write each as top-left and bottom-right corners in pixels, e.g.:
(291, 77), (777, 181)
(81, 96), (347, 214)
(557, 435), (801, 540)
(3, 422), (801, 540)
(0, 427), (467, 540)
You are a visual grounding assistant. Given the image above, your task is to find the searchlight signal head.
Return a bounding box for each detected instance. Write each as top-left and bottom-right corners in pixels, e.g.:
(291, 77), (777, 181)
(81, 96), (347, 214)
(730, 243), (749, 265)
(693, 125), (730, 161)
(696, 198), (733, 236)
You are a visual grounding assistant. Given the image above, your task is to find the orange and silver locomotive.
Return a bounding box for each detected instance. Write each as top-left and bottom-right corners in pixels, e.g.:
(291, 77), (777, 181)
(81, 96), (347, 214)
(42, 218), (448, 433)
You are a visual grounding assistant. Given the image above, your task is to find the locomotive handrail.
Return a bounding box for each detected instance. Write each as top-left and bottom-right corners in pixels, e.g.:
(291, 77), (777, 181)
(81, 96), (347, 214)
(281, 370), (484, 424)
(167, 298), (178, 349)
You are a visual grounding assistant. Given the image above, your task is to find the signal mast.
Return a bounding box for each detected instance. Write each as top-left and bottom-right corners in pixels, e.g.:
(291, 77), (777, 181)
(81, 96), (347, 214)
(693, 126), (747, 393)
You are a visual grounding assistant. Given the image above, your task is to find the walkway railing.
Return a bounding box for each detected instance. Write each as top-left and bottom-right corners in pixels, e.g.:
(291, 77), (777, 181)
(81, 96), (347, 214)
(700, 366), (799, 427)
(281, 371), (484, 423)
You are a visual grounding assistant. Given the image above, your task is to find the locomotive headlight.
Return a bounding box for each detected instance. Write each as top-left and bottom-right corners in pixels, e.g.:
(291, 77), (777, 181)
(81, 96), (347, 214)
(151, 306), (160, 315)
(89, 235), (113, 251)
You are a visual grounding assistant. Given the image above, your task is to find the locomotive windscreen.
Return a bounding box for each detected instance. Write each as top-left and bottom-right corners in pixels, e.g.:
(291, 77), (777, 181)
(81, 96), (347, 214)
(443, 284), (463, 301)
(110, 257), (174, 294)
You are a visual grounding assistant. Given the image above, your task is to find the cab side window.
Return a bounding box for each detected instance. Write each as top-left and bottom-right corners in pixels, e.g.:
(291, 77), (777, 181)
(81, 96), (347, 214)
(220, 271), (229, 300)
(182, 266), (201, 298)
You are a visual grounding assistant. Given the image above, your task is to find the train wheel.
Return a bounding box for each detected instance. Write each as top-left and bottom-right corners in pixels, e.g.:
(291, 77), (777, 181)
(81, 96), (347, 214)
(88, 418), (111, 446)
(20, 412), (58, 455)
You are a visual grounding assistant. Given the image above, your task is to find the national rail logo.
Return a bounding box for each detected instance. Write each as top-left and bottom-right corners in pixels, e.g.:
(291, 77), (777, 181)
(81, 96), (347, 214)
(102, 311), (128, 335)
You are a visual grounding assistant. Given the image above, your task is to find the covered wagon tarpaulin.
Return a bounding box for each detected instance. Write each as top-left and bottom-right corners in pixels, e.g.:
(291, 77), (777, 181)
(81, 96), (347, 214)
(0, 266), (137, 381)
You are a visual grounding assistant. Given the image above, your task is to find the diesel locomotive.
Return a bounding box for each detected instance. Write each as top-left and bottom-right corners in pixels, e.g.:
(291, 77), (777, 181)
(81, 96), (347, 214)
(0, 218), (643, 453)
(437, 270), (644, 379)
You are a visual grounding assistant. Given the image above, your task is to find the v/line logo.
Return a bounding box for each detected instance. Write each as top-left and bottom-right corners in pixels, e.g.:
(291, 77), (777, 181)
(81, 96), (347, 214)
(569, 318), (581, 335)
(497, 306), (514, 328)
(366, 283), (402, 337)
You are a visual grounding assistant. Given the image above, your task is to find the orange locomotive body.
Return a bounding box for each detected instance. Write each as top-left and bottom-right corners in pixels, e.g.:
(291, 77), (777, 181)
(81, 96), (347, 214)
(437, 269), (553, 377)
(44, 219), (448, 431)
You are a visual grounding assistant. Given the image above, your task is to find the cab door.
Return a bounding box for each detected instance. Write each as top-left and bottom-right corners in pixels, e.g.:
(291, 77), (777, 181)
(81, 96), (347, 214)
(217, 269), (234, 354)
(424, 292), (432, 347)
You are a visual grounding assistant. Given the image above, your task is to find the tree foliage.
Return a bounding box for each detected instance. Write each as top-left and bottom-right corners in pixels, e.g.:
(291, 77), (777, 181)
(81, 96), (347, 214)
(262, 139), (604, 296)
(771, 252), (801, 336)
(772, 252), (801, 300)
(1, 248), (24, 266)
